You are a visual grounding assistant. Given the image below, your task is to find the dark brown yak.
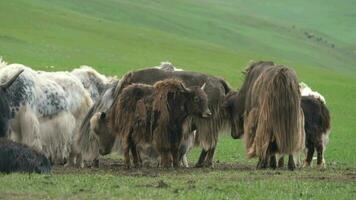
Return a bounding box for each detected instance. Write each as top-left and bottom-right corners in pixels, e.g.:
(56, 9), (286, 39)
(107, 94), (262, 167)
(225, 61), (305, 170)
(301, 95), (331, 168)
(108, 79), (210, 168)
(278, 95), (331, 169)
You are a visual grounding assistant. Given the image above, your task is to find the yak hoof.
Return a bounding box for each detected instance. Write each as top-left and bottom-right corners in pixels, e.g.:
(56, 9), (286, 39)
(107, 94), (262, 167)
(317, 160), (326, 169)
(302, 160), (311, 168)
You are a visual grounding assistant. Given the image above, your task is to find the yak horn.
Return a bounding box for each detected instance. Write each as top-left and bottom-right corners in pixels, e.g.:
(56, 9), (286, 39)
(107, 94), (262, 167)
(0, 69), (24, 90)
(201, 83), (206, 91)
(180, 82), (191, 92)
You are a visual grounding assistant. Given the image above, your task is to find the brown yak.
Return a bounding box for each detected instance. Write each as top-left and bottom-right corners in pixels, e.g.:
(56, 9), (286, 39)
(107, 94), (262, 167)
(224, 61), (305, 170)
(107, 78), (211, 168)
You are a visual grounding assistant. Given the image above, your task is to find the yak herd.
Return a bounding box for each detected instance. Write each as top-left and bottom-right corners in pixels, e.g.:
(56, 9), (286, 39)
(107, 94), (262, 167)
(0, 59), (331, 173)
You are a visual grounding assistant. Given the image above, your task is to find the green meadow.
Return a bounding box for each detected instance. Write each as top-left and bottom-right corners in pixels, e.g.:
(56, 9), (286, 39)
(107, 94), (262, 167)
(0, 0), (355, 199)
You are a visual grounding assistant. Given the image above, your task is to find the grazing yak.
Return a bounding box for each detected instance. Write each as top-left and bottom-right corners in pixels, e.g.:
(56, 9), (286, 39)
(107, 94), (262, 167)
(0, 60), (92, 165)
(76, 80), (119, 167)
(0, 69), (51, 174)
(224, 61), (305, 170)
(107, 78), (210, 168)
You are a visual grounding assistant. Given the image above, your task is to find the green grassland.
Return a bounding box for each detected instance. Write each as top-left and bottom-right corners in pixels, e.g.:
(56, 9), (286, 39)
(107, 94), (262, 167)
(0, 0), (355, 199)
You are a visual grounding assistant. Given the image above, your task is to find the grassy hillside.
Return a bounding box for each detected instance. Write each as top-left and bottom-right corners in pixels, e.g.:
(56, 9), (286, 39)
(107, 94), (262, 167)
(0, 0), (355, 199)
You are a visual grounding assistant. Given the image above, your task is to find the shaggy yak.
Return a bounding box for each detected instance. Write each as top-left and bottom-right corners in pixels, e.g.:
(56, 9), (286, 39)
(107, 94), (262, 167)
(224, 61), (305, 170)
(300, 83), (331, 168)
(70, 66), (116, 102)
(78, 63), (231, 168)
(0, 69), (51, 174)
(106, 78), (210, 168)
(0, 60), (92, 165)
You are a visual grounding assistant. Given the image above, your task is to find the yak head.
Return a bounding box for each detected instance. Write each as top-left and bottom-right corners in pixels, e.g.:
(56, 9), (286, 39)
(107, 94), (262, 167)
(179, 82), (211, 118)
(223, 91), (244, 139)
(0, 69), (24, 138)
(90, 112), (116, 156)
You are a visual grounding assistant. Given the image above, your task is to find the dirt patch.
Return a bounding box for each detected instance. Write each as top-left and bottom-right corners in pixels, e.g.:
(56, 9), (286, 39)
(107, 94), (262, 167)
(52, 157), (356, 183)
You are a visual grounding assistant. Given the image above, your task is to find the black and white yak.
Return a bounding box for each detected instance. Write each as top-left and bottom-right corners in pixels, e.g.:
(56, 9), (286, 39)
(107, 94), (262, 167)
(0, 67), (51, 173)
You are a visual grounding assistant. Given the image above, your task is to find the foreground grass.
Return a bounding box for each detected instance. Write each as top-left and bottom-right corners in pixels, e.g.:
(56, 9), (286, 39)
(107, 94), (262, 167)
(0, 136), (355, 199)
(0, 163), (355, 199)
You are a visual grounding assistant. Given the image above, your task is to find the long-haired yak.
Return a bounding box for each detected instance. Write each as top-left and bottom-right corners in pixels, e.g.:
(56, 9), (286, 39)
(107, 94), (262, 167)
(106, 78), (210, 168)
(225, 61), (305, 170)
(0, 59), (92, 165)
(76, 64), (231, 168)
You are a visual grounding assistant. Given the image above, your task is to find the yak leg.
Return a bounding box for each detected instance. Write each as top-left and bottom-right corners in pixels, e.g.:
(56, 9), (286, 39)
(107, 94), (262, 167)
(303, 146), (314, 167)
(278, 156), (284, 168)
(269, 154), (277, 169)
(171, 144), (180, 168)
(178, 144), (188, 167)
(122, 138), (131, 169)
(160, 150), (172, 169)
(130, 144), (140, 168)
(92, 158), (99, 168)
(316, 142), (325, 169)
(205, 147), (216, 168)
(288, 154), (296, 171)
(195, 149), (208, 168)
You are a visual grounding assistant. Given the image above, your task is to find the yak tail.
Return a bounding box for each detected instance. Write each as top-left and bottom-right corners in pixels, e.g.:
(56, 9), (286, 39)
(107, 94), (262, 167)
(256, 67), (304, 157)
(320, 101), (331, 134)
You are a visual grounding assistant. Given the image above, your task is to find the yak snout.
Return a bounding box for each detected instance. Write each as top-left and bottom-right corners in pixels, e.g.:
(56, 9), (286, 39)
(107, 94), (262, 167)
(202, 108), (212, 118)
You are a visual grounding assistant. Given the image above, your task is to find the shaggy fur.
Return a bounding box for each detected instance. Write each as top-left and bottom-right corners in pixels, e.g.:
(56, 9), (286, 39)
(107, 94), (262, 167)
(0, 60), (92, 164)
(106, 67), (231, 168)
(36, 71), (93, 166)
(108, 78), (210, 168)
(278, 84), (331, 169)
(71, 66), (116, 102)
(301, 94), (331, 168)
(0, 138), (51, 174)
(233, 61), (305, 170)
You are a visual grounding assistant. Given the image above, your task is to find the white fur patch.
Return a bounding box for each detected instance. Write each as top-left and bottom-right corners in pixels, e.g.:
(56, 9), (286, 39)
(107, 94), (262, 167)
(154, 61), (183, 71)
(299, 82), (326, 104)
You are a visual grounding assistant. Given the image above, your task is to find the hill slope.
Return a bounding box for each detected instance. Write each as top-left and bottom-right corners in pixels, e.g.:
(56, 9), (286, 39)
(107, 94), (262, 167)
(0, 0), (355, 165)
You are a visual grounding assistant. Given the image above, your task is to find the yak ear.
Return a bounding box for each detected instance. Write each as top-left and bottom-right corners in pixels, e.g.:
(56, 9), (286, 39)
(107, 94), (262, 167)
(201, 83), (206, 91)
(0, 69), (24, 90)
(100, 112), (106, 120)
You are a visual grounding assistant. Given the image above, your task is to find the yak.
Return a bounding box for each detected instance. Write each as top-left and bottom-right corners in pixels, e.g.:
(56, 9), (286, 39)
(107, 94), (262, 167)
(100, 67), (231, 168)
(300, 95), (331, 168)
(224, 61), (305, 170)
(0, 69), (51, 174)
(0, 60), (92, 165)
(77, 63), (231, 168)
(106, 78), (211, 168)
